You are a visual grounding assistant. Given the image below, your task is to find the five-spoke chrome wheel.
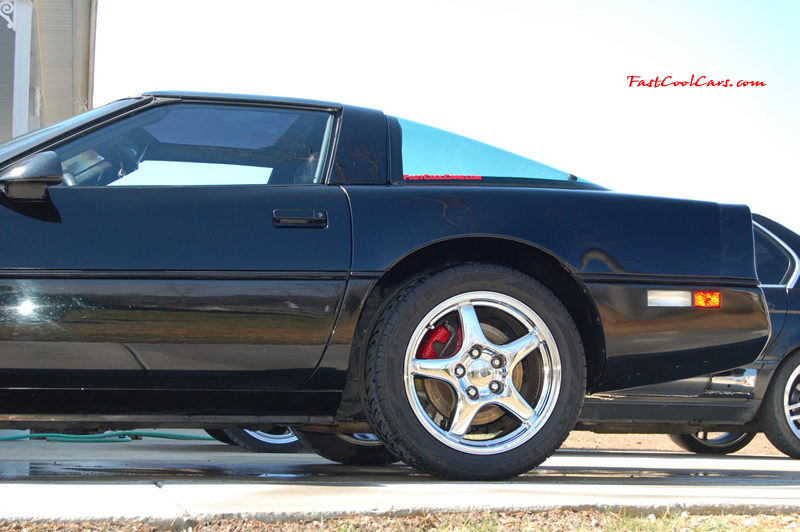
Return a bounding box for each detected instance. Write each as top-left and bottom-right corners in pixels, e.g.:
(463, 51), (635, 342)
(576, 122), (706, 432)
(364, 264), (585, 480)
(405, 291), (561, 455)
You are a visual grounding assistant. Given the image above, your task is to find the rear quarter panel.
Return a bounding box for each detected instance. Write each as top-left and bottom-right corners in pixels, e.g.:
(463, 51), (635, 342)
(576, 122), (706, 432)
(344, 185), (769, 391)
(346, 186), (751, 278)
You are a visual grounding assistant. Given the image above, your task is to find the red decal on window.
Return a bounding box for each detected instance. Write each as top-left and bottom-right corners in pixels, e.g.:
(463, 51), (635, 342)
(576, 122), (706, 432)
(403, 174), (482, 181)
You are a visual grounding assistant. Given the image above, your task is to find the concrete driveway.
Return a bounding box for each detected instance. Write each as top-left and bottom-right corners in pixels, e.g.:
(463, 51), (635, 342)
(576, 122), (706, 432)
(0, 431), (798, 525)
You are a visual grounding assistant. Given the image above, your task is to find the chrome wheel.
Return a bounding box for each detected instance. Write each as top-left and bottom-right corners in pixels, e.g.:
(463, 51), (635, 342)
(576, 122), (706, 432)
(223, 426), (305, 453)
(404, 291), (562, 454)
(364, 264), (585, 480)
(762, 351), (800, 458)
(244, 427), (300, 445)
(781, 364), (800, 440)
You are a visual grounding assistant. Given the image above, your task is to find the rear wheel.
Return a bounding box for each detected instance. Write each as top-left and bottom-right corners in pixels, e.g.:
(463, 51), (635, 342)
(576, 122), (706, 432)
(762, 351), (800, 458)
(290, 430), (397, 465)
(364, 264), (586, 480)
(668, 432), (756, 454)
(223, 426), (305, 453)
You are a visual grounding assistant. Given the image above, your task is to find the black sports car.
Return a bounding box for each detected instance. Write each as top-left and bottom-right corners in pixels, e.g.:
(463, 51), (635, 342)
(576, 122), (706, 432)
(0, 92), (772, 480)
(577, 214), (800, 458)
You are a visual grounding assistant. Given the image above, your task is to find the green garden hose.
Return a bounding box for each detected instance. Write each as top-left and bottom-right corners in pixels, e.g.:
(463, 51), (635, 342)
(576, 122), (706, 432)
(0, 430), (216, 443)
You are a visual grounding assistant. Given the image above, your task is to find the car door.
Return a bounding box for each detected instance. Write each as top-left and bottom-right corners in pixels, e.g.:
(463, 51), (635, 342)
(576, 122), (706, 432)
(0, 99), (351, 398)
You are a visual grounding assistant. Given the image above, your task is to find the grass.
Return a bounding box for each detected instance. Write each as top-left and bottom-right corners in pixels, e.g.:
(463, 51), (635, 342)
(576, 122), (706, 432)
(272, 510), (799, 531)
(3, 510), (799, 531)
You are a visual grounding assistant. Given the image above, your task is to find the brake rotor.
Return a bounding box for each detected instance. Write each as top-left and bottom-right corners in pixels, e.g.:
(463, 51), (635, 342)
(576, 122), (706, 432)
(424, 366), (524, 425)
(418, 322), (526, 426)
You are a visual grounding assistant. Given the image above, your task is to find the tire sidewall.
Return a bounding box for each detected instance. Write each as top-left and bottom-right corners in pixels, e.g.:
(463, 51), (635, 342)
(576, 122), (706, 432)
(367, 265), (585, 479)
(291, 430), (397, 465)
(669, 432), (756, 454)
(762, 351), (800, 458)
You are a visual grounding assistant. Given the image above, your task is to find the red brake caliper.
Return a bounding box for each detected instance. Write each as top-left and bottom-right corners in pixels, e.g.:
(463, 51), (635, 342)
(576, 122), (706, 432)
(417, 325), (462, 359)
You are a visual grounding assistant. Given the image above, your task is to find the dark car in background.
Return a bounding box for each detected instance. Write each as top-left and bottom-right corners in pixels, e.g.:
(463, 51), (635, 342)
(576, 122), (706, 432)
(577, 214), (800, 458)
(0, 92), (772, 479)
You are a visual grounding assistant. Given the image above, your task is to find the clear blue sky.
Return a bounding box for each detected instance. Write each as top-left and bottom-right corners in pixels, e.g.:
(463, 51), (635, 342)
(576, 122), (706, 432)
(94, 0), (800, 232)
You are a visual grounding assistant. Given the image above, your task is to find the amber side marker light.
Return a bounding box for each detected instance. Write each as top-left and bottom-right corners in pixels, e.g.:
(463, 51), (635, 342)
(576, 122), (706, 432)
(694, 291), (721, 308)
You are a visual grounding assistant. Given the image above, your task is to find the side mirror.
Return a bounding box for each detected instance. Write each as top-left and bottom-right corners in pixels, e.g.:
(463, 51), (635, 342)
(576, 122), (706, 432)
(0, 151), (63, 200)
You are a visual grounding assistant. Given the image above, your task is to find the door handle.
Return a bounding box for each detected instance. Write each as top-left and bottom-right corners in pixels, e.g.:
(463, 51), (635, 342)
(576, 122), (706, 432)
(272, 209), (328, 228)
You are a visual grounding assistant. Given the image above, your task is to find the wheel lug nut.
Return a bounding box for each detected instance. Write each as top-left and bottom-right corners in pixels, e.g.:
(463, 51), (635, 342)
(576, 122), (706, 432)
(491, 356), (504, 368)
(466, 386), (479, 399)
(489, 381), (504, 394)
(470, 347), (481, 359)
(454, 364), (466, 378)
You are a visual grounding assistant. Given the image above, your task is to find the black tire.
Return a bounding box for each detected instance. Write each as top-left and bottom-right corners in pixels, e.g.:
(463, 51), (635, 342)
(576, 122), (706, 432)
(223, 426), (306, 453)
(761, 351), (800, 458)
(363, 264), (586, 480)
(668, 432), (757, 454)
(205, 429), (236, 446)
(290, 430), (398, 465)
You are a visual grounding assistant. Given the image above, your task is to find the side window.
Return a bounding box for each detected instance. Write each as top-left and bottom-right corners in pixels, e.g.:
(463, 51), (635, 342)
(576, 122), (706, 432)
(754, 228), (793, 285)
(390, 117), (572, 185)
(54, 104), (334, 186)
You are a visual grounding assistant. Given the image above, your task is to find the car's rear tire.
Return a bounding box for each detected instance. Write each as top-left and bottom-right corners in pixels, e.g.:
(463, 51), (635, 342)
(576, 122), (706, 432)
(668, 432), (756, 454)
(223, 426), (306, 453)
(363, 264), (586, 480)
(762, 351), (800, 458)
(290, 430), (397, 465)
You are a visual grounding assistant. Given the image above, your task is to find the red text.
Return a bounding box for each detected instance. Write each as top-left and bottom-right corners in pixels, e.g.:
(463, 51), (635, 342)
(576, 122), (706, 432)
(403, 174), (482, 181)
(627, 75), (766, 88)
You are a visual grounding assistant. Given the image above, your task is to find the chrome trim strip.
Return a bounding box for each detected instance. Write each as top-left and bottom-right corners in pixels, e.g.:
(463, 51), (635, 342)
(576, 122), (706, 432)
(754, 221), (799, 289)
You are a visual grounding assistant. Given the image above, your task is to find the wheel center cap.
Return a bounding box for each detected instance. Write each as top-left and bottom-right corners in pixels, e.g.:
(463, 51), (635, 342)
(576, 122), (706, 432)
(466, 359), (493, 387)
